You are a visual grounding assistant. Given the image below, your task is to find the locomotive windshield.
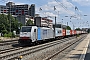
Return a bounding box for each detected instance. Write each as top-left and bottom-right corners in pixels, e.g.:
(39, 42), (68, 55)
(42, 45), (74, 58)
(21, 27), (32, 32)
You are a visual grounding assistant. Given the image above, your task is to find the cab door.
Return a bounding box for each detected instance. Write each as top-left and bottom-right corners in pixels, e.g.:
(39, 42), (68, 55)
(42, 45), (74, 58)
(33, 29), (37, 41)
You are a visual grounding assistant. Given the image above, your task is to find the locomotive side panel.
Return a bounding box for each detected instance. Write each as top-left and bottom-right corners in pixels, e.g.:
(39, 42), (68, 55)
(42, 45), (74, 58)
(37, 27), (42, 40)
(37, 27), (54, 41)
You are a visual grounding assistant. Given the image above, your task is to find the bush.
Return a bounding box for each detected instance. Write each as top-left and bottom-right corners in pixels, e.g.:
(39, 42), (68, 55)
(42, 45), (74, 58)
(12, 32), (15, 38)
(7, 32), (12, 37)
(3, 33), (11, 37)
(3, 33), (7, 37)
(2, 30), (8, 34)
(3, 32), (15, 37)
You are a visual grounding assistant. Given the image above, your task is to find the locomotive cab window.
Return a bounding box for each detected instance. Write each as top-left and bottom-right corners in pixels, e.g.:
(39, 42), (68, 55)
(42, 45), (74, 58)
(21, 27), (32, 32)
(34, 29), (36, 32)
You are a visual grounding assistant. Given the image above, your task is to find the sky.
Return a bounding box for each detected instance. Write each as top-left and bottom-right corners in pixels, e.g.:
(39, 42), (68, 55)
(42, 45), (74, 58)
(0, 0), (90, 29)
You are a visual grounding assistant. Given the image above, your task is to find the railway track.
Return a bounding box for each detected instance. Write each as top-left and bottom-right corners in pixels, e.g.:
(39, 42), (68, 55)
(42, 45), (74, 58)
(0, 34), (87, 60)
(0, 47), (24, 54)
(0, 36), (75, 54)
(0, 38), (76, 60)
(0, 37), (70, 55)
(0, 40), (18, 46)
(44, 35), (86, 60)
(0, 39), (18, 51)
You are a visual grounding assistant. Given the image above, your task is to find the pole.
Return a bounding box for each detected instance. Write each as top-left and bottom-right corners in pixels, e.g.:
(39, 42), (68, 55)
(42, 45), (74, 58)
(55, 16), (56, 28)
(61, 19), (63, 28)
(54, 16), (56, 37)
(70, 21), (74, 30)
(9, 5), (11, 32)
(73, 24), (74, 30)
(67, 22), (68, 26)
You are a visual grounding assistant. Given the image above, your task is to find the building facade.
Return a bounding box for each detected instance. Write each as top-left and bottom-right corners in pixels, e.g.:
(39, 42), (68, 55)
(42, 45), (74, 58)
(17, 16), (53, 28)
(0, 2), (53, 28)
(29, 4), (35, 17)
(0, 2), (35, 17)
(17, 15), (34, 25)
(34, 17), (53, 28)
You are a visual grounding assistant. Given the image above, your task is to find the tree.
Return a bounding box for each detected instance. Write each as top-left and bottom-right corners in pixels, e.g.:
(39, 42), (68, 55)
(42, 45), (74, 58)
(87, 28), (90, 33)
(7, 14), (23, 33)
(75, 28), (81, 30)
(26, 19), (33, 26)
(0, 14), (9, 33)
(66, 26), (71, 30)
(0, 14), (23, 35)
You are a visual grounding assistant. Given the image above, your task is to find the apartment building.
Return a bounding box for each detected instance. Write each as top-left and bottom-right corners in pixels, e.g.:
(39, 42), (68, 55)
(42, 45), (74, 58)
(0, 2), (35, 17)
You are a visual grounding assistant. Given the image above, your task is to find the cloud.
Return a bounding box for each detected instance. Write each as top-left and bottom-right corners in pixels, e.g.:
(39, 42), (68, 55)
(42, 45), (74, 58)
(72, 0), (90, 6)
(35, 0), (86, 23)
(36, 0), (76, 18)
(15, 2), (25, 5)
(5, 0), (27, 5)
(0, 0), (25, 5)
(4, 0), (14, 2)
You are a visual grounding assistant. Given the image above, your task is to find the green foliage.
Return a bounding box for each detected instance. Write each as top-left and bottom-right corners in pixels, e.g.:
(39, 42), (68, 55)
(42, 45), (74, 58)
(66, 26), (71, 30)
(87, 29), (90, 33)
(0, 14), (23, 37)
(26, 19), (33, 26)
(1, 30), (8, 34)
(76, 34), (79, 37)
(75, 28), (81, 30)
(3, 32), (15, 37)
(7, 14), (21, 32)
(12, 32), (15, 38)
(8, 32), (12, 37)
(0, 14), (9, 32)
(3, 33), (7, 37)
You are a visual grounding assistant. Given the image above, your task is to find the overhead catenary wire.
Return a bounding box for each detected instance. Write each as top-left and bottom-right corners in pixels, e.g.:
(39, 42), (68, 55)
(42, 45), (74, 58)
(54, 0), (74, 15)
(33, 0), (74, 18)
(27, 0), (81, 20)
(67, 0), (85, 20)
(54, 0), (81, 20)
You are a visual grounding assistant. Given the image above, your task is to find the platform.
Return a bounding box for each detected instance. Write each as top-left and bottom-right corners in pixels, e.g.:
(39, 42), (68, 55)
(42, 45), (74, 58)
(61, 34), (90, 60)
